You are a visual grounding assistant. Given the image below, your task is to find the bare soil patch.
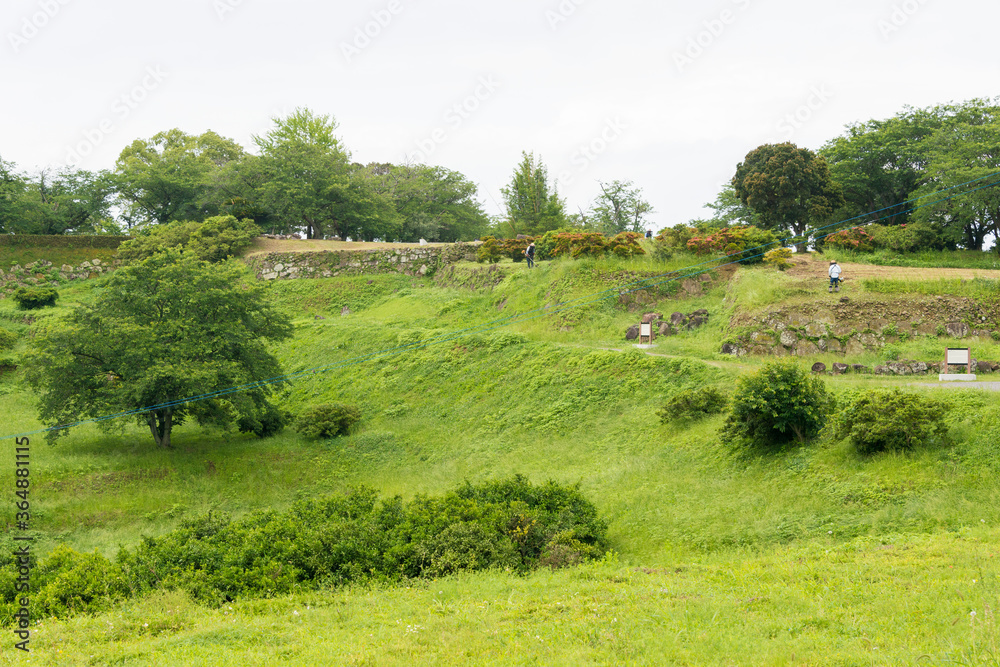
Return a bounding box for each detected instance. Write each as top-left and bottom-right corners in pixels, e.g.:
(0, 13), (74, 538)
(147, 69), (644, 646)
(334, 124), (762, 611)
(784, 255), (1000, 282)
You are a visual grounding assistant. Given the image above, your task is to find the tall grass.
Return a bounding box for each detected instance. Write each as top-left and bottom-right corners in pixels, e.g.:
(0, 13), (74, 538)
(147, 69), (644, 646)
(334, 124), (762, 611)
(833, 247), (1000, 270)
(862, 276), (1000, 297)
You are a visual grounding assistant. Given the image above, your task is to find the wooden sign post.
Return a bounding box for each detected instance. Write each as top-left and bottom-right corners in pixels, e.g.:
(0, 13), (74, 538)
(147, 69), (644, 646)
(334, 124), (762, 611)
(639, 322), (653, 344)
(940, 347), (976, 381)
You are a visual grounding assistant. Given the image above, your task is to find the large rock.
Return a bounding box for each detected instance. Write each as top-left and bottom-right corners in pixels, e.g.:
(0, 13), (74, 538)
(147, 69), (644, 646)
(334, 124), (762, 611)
(641, 312), (662, 324)
(832, 362), (849, 375)
(686, 316), (708, 330)
(670, 312), (687, 325)
(625, 325), (639, 341)
(946, 322), (970, 338)
(658, 323), (673, 336)
(780, 330), (797, 348)
(886, 362), (913, 375)
(811, 362), (827, 374)
(851, 364), (870, 374)
(721, 343), (739, 355)
(690, 309), (709, 318)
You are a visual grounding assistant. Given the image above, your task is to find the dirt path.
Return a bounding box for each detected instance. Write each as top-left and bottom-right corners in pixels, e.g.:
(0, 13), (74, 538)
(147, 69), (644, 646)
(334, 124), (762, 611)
(784, 256), (1000, 282)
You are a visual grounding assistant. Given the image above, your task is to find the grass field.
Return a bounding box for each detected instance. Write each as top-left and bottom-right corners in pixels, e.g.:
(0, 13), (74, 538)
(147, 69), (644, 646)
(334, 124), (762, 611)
(1, 247), (999, 665)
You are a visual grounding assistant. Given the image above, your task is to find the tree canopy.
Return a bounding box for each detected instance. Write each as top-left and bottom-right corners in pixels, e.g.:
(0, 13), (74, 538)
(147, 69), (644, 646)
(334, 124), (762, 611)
(25, 251), (293, 448)
(500, 152), (568, 236)
(732, 142), (844, 249)
(588, 179), (654, 234)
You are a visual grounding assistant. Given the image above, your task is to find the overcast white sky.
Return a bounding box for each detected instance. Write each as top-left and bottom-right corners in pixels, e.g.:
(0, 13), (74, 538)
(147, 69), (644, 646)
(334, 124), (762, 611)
(1, 0), (997, 229)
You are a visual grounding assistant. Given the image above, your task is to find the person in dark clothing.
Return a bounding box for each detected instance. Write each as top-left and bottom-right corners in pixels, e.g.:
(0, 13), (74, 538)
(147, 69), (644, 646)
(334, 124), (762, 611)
(525, 242), (535, 268)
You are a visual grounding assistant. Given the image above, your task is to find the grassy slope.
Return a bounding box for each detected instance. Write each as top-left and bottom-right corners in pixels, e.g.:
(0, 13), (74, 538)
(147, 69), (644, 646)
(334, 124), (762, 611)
(1, 252), (999, 665)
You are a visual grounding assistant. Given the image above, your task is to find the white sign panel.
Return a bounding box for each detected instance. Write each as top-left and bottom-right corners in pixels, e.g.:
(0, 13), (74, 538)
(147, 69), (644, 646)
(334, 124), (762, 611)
(946, 348), (970, 365)
(640, 323), (652, 337)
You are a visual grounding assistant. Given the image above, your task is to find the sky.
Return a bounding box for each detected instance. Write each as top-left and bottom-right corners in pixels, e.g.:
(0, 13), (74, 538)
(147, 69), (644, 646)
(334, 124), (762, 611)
(1, 0), (997, 230)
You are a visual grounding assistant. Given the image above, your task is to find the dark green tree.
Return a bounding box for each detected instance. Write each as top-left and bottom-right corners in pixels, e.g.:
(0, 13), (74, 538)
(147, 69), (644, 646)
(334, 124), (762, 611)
(360, 162), (490, 242)
(24, 251), (292, 448)
(113, 129), (245, 228)
(500, 152), (568, 236)
(732, 143), (844, 250)
(253, 108), (399, 240)
(720, 361), (833, 451)
(15, 169), (118, 235)
(116, 215), (261, 264)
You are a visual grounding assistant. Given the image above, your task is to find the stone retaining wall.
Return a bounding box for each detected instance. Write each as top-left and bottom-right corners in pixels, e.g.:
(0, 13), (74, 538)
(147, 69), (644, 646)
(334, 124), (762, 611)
(0, 259), (120, 298)
(244, 243), (478, 281)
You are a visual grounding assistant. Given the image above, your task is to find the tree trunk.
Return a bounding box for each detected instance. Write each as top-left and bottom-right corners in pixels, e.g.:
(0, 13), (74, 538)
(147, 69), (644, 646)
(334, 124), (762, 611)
(146, 409), (173, 448)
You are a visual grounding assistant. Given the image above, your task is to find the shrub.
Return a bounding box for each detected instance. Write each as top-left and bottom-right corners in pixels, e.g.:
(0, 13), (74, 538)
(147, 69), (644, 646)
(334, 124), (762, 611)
(658, 387), (728, 423)
(12, 286), (58, 310)
(824, 227), (874, 252)
(654, 225), (699, 252)
(866, 222), (944, 253)
(686, 226), (779, 265)
(498, 237), (531, 262)
(0, 328), (16, 352)
(535, 231), (608, 260)
(236, 402), (289, 438)
(833, 389), (950, 455)
(293, 403), (362, 438)
(763, 247), (794, 270)
(33, 546), (129, 618)
(608, 232), (646, 258)
(720, 361), (833, 451)
(476, 236), (503, 263)
(117, 215), (261, 264)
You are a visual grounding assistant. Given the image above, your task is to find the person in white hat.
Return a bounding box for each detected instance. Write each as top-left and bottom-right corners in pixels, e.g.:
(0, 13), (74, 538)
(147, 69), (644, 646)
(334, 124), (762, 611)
(828, 260), (842, 293)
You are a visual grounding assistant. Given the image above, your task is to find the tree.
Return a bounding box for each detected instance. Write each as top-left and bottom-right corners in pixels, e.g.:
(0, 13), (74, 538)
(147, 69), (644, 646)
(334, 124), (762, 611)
(15, 169), (118, 235)
(500, 152), (568, 236)
(253, 108), (399, 240)
(909, 101), (1000, 251)
(360, 162), (490, 242)
(732, 143), (844, 250)
(113, 129), (246, 228)
(116, 215), (261, 264)
(588, 180), (654, 234)
(720, 361), (833, 451)
(0, 157), (27, 233)
(689, 183), (759, 228)
(820, 107), (942, 226)
(24, 251), (293, 448)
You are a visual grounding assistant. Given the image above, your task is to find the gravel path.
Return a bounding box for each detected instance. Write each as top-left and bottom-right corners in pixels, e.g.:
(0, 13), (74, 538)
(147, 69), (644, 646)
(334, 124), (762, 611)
(910, 381), (1000, 392)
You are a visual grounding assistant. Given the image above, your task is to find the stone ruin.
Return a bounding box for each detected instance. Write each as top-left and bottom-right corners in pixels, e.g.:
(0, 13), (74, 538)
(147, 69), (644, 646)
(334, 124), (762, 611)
(808, 359), (999, 376)
(626, 309), (710, 341)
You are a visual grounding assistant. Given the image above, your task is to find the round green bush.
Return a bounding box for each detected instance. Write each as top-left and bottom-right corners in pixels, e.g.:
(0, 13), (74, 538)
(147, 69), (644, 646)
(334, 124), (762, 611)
(12, 286), (58, 310)
(720, 361), (833, 451)
(833, 388), (950, 455)
(658, 386), (728, 423)
(293, 403), (361, 438)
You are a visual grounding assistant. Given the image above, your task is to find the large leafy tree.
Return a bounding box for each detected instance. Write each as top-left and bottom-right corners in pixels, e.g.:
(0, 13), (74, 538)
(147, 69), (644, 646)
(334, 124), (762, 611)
(0, 157), (27, 233)
(909, 101), (1000, 251)
(114, 129), (245, 228)
(500, 151), (568, 236)
(253, 108), (398, 240)
(24, 251), (293, 448)
(361, 162), (490, 242)
(14, 169), (118, 235)
(588, 179), (654, 234)
(732, 142), (844, 250)
(820, 106), (942, 226)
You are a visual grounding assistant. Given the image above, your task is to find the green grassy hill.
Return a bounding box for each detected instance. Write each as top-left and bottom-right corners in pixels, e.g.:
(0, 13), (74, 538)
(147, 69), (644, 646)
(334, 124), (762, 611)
(1, 250), (999, 665)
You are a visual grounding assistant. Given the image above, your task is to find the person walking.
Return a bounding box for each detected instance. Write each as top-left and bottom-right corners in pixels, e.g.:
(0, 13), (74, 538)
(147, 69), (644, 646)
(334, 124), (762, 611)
(828, 259), (842, 293)
(524, 241), (535, 268)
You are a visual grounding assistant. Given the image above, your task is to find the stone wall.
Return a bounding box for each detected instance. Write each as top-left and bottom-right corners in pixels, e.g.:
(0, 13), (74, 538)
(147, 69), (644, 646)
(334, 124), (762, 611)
(723, 296), (1000, 357)
(0, 258), (120, 298)
(243, 243), (479, 281)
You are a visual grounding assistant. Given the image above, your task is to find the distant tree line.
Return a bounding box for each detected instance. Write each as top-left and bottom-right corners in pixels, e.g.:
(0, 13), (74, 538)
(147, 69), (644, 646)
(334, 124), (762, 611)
(678, 97), (1000, 254)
